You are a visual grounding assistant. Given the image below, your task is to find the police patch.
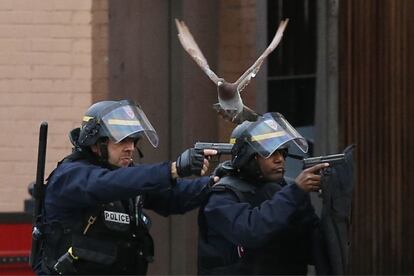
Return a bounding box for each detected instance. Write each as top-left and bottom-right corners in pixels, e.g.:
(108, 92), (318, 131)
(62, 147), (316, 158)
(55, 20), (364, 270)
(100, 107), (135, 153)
(264, 119), (278, 130)
(104, 211), (130, 224)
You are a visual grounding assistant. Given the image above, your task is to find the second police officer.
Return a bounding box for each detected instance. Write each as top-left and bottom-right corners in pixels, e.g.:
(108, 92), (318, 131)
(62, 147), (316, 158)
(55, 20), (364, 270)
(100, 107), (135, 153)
(198, 112), (330, 275)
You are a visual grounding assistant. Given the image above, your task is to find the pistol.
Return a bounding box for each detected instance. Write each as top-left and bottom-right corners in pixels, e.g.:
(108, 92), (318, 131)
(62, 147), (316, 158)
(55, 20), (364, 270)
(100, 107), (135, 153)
(194, 142), (233, 155)
(302, 153), (345, 169)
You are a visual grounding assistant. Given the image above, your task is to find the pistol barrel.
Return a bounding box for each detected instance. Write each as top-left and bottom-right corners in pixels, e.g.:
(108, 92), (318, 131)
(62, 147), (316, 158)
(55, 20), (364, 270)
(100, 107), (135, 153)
(303, 153), (345, 169)
(194, 142), (233, 155)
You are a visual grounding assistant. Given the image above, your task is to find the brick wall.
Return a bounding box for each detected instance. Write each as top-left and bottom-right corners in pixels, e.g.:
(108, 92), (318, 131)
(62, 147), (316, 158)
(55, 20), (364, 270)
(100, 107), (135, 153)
(0, 0), (108, 212)
(218, 0), (258, 141)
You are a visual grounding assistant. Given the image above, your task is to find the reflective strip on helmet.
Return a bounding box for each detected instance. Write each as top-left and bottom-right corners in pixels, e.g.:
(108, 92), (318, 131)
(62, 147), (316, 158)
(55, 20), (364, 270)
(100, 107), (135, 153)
(229, 138), (236, 144)
(250, 130), (286, 142)
(107, 119), (142, 126)
(83, 115), (93, 122)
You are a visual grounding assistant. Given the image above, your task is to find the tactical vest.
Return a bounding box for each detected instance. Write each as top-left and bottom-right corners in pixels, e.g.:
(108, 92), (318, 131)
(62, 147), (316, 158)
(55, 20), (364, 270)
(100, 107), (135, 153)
(198, 176), (313, 275)
(40, 198), (153, 275)
(37, 151), (153, 275)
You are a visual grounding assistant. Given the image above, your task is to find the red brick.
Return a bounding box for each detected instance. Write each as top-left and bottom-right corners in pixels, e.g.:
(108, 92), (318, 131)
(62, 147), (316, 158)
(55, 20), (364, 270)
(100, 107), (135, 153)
(72, 54), (92, 66)
(33, 11), (72, 24)
(31, 38), (72, 52)
(73, 39), (92, 53)
(0, 65), (31, 78)
(32, 53), (73, 65)
(52, 79), (91, 92)
(73, 67), (92, 79)
(32, 65), (72, 79)
(0, 38), (31, 51)
(73, 11), (92, 24)
(0, 0), (100, 212)
(0, 0), (13, 10)
(26, 25), (92, 39)
(0, 79), (31, 92)
(53, 0), (92, 11)
(11, 0), (36, 11)
(0, 11), (33, 24)
(72, 93), (91, 107)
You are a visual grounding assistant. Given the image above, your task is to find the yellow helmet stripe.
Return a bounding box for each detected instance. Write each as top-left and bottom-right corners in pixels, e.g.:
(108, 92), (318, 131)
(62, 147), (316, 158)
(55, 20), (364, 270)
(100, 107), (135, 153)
(83, 116), (93, 122)
(107, 119), (141, 126)
(250, 131), (286, 142)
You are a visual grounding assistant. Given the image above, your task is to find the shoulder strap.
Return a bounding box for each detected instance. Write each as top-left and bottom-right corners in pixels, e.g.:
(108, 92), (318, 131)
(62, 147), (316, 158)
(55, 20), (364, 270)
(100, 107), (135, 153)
(45, 150), (85, 182)
(212, 176), (255, 202)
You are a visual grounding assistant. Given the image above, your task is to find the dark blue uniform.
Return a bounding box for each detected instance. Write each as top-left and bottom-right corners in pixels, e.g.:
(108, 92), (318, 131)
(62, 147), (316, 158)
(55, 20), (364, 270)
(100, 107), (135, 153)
(198, 176), (321, 275)
(45, 160), (210, 221)
(36, 158), (211, 275)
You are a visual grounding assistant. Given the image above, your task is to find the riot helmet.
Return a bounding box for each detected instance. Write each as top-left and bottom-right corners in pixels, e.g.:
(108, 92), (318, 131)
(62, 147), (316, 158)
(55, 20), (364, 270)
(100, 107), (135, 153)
(243, 112), (308, 158)
(77, 99), (159, 148)
(230, 120), (256, 170)
(230, 112), (308, 176)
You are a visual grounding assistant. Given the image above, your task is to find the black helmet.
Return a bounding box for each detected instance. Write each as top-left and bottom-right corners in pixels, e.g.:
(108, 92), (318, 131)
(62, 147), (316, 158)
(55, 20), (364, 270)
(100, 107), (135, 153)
(77, 99), (159, 147)
(230, 120), (256, 169)
(230, 112), (308, 175)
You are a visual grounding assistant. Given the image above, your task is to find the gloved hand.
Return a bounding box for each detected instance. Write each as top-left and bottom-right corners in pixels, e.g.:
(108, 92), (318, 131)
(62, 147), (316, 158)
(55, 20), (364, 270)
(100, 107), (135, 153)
(176, 148), (205, 177)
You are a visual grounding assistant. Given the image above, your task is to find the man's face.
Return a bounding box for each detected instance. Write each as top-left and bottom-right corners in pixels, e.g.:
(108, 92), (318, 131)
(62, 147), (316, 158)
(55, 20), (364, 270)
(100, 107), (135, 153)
(256, 150), (286, 182)
(107, 137), (136, 167)
(93, 137), (135, 168)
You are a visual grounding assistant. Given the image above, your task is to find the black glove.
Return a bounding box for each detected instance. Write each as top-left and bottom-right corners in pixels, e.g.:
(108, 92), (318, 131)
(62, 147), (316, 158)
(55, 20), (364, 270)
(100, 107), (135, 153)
(176, 148), (204, 177)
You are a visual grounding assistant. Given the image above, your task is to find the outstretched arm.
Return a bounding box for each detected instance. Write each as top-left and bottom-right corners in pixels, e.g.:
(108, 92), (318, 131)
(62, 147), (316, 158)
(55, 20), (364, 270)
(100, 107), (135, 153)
(44, 161), (177, 220)
(203, 182), (316, 248)
(144, 176), (213, 216)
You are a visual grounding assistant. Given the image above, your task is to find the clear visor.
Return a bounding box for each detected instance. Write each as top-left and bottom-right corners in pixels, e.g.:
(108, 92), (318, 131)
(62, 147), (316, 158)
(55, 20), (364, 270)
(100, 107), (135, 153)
(100, 101), (159, 147)
(244, 112), (308, 158)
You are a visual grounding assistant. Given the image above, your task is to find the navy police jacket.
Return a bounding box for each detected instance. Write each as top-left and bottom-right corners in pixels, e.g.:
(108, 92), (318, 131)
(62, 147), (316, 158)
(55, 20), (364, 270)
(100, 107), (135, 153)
(44, 160), (211, 221)
(198, 176), (321, 275)
(36, 156), (211, 275)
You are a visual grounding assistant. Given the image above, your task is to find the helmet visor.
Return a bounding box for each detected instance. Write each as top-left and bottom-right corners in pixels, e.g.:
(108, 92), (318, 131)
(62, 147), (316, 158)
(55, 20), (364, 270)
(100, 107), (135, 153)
(245, 112), (308, 158)
(100, 101), (159, 147)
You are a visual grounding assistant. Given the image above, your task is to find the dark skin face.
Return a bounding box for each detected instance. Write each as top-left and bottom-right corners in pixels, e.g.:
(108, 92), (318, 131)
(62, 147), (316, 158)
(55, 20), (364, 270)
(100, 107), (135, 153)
(256, 150), (286, 182)
(256, 149), (329, 192)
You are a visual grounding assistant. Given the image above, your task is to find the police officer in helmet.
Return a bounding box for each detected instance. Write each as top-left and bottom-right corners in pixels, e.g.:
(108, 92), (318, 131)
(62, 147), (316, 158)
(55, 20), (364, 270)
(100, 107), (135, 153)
(33, 99), (217, 275)
(198, 112), (329, 275)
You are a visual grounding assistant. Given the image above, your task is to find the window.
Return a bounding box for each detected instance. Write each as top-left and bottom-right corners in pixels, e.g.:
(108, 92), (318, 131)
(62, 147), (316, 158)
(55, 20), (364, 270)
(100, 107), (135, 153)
(267, 0), (317, 127)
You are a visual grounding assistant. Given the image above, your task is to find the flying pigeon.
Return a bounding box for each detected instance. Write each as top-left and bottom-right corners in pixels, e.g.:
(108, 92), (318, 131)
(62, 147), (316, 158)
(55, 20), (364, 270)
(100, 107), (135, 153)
(175, 18), (289, 124)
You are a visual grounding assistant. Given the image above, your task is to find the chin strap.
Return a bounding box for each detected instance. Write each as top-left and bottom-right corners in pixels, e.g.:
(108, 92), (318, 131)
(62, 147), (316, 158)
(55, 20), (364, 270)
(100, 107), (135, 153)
(96, 139), (118, 170)
(137, 148), (144, 159)
(236, 156), (264, 183)
(97, 140), (108, 162)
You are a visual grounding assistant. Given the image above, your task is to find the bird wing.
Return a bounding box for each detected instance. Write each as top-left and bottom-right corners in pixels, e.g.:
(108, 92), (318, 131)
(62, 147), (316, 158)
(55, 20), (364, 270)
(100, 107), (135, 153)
(175, 19), (221, 84)
(235, 19), (289, 93)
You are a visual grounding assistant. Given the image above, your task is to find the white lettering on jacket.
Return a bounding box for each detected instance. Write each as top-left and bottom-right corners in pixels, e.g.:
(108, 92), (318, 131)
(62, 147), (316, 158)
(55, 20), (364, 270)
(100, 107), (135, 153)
(104, 211), (130, 224)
